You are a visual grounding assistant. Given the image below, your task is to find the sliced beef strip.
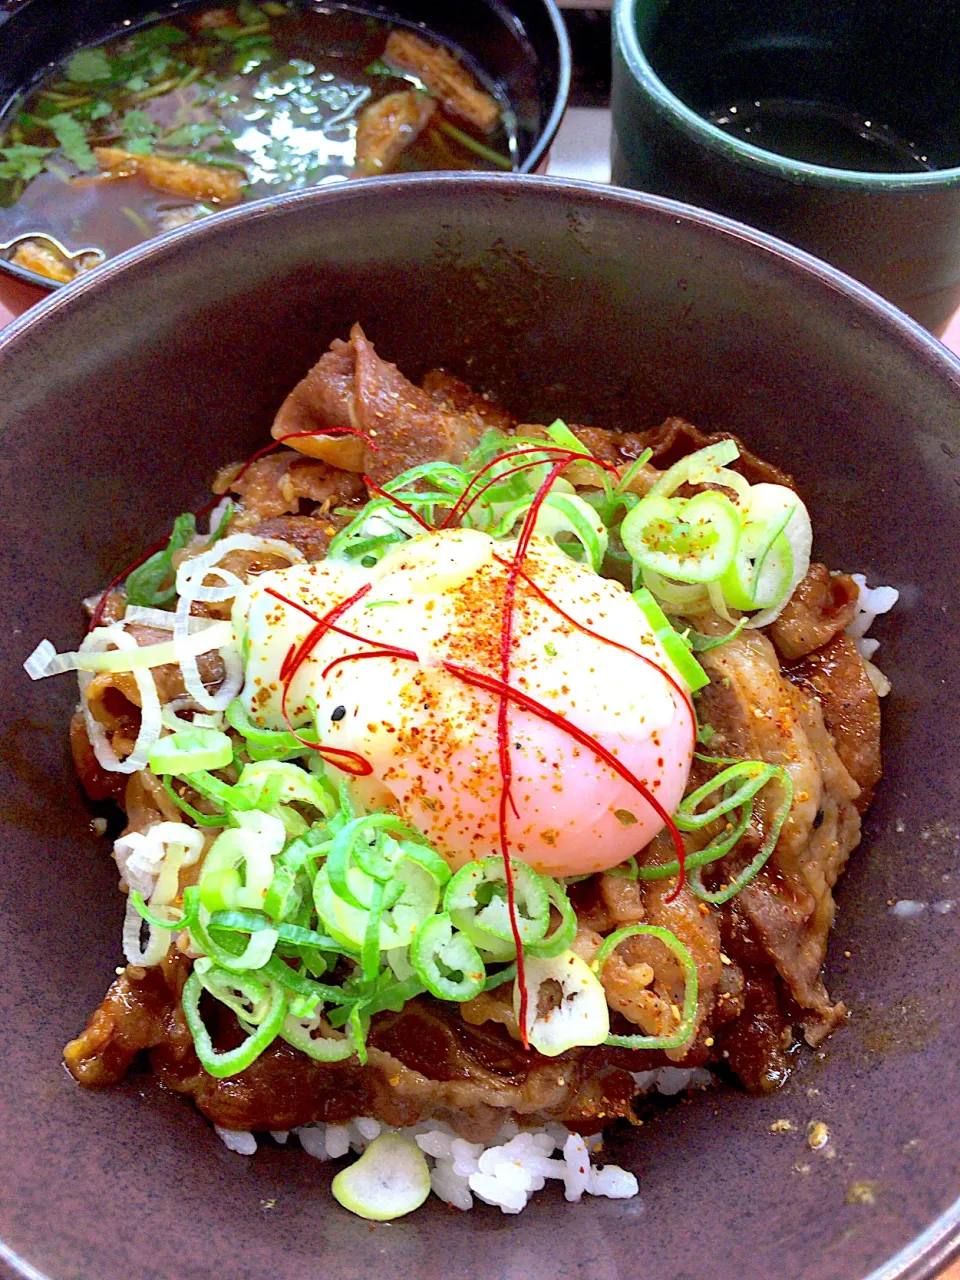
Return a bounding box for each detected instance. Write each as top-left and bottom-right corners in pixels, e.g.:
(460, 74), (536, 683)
(271, 324), (484, 483)
(420, 369), (516, 433)
(697, 629), (862, 1043)
(782, 634), (882, 811)
(768, 563), (860, 661)
(65, 963), (641, 1140)
(571, 417), (798, 491)
(271, 337), (359, 465)
(248, 515), (342, 562)
(82, 624), (225, 719)
(213, 448), (365, 520)
(70, 711), (127, 804)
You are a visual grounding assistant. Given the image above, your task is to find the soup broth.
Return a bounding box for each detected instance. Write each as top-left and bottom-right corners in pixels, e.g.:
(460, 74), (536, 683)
(0, 1), (516, 283)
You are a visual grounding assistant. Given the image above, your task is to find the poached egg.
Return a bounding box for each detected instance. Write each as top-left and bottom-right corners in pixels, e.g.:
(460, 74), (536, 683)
(241, 529), (694, 877)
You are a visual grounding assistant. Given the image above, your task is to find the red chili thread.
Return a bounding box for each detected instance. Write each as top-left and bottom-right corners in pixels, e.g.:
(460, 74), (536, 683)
(321, 646), (419, 680)
(232, 426), (379, 487)
(264, 586), (411, 659)
(442, 661), (688, 896)
(494, 555), (697, 748)
(361, 477), (434, 532)
(265, 582), (375, 776)
(440, 445), (618, 530)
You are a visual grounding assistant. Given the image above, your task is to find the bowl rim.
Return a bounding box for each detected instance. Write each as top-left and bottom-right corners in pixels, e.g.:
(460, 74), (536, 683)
(612, 0), (960, 191)
(0, 0), (572, 294)
(0, 171), (958, 1280)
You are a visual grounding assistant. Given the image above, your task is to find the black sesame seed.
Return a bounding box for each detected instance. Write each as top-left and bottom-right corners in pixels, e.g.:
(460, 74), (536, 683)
(812, 809), (824, 829)
(331, 705), (346, 722)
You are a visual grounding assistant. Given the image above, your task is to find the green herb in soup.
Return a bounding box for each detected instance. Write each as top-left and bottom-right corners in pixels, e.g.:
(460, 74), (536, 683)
(0, 2), (515, 283)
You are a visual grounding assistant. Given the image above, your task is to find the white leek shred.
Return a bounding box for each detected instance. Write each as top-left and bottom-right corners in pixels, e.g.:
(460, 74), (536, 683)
(170, 533), (300, 709)
(122, 606), (220, 632)
(77, 627), (163, 774)
(123, 894), (172, 966)
(173, 592), (243, 711)
(24, 620), (233, 679)
(118, 824), (204, 966)
(514, 951), (609, 1055)
(23, 639), (56, 680)
(160, 696), (225, 733)
(743, 486), (813, 629)
(175, 533), (303, 604)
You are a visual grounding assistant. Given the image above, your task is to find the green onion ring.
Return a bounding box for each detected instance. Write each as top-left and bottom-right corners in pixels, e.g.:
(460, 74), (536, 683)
(161, 776), (228, 827)
(410, 912), (486, 1001)
(593, 925), (699, 1050)
(279, 1012), (355, 1062)
(689, 768), (793, 905)
(525, 879), (578, 959)
(182, 969), (287, 1078)
(361, 880), (385, 982)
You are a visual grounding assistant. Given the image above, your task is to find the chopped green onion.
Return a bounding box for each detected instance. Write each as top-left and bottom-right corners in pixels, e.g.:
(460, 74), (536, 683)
(182, 968), (286, 1078)
(328, 973), (425, 1028)
(328, 813), (438, 900)
(482, 962), (517, 991)
(689, 768), (793, 904)
(234, 760), (336, 816)
(161, 776), (229, 827)
(594, 925), (699, 1050)
(685, 619), (747, 652)
(675, 760), (777, 830)
(648, 440), (741, 499)
(279, 1011), (355, 1061)
(632, 587), (709, 691)
(613, 448), (654, 496)
(444, 856), (550, 947)
(199, 867), (242, 912)
(314, 859), (440, 952)
(622, 490), (741, 584)
(332, 1133), (432, 1221)
(225, 698), (319, 760)
(148, 724), (234, 775)
(491, 491), (609, 572)
(361, 880), (385, 981)
(605, 856), (640, 880)
(434, 118), (513, 171)
(410, 911), (485, 1000)
(130, 887), (198, 932)
(524, 878), (577, 958)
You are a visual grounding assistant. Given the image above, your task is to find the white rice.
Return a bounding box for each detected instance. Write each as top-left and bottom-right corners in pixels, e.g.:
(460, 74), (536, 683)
(889, 899), (926, 917)
(214, 1126), (258, 1155)
(845, 574), (898, 695)
(213, 1065), (714, 1214)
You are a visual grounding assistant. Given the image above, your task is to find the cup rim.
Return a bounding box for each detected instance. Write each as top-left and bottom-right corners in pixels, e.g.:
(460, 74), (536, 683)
(613, 0), (960, 189)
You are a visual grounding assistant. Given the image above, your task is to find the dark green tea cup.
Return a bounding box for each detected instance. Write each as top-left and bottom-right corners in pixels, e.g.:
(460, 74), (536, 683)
(611, 0), (960, 333)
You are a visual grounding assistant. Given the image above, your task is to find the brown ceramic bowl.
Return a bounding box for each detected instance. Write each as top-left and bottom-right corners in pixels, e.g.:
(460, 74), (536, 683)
(0, 175), (958, 1280)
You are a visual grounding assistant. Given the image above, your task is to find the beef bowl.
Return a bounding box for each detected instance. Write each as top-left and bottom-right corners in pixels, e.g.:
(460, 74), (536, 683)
(0, 0), (568, 291)
(0, 174), (958, 1280)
